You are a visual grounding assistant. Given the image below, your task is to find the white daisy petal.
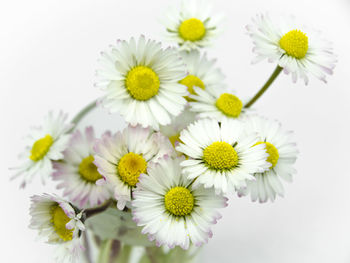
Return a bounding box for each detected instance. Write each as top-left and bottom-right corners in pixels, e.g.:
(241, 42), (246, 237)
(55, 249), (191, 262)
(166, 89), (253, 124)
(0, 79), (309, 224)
(238, 115), (298, 203)
(247, 13), (336, 84)
(179, 50), (226, 96)
(96, 36), (187, 130)
(11, 112), (72, 187)
(94, 125), (175, 210)
(161, 0), (224, 51)
(29, 194), (85, 263)
(53, 127), (112, 209)
(189, 86), (249, 122)
(132, 157), (226, 249)
(177, 118), (269, 194)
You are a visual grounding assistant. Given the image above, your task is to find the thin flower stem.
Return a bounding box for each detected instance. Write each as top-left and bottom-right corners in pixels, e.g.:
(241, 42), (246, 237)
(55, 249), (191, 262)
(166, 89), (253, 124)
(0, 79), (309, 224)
(97, 239), (113, 263)
(70, 100), (98, 129)
(244, 65), (283, 108)
(116, 244), (132, 263)
(84, 200), (113, 219)
(82, 231), (94, 263)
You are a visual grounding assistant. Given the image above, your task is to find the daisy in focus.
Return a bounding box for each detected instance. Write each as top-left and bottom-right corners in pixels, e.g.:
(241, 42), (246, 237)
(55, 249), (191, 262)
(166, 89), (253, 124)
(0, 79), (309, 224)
(11, 112), (72, 188)
(132, 156), (227, 249)
(162, 0), (223, 50)
(29, 194), (85, 263)
(179, 50), (225, 100)
(189, 87), (247, 121)
(176, 118), (270, 194)
(247, 13), (337, 84)
(96, 36), (188, 130)
(94, 125), (175, 210)
(237, 115), (298, 203)
(53, 127), (111, 209)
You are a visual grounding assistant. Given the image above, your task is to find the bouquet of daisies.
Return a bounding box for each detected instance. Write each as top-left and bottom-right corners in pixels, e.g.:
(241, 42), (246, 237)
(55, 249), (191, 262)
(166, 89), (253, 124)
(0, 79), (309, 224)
(11, 0), (336, 262)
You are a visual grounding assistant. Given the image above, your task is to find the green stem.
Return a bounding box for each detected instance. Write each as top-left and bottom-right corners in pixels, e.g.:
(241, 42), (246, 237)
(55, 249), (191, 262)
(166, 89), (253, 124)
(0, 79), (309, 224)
(70, 100), (97, 129)
(115, 244), (132, 263)
(82, 232), (92, 263)
(244, 66), (283, 108)
(98, 239), (123, 263)
(84, 200), (113, 219)
(98, 239), (113, 263)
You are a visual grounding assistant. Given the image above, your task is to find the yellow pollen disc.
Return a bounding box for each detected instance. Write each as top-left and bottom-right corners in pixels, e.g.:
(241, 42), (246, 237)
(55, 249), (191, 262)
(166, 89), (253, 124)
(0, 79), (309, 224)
(178, 18), (206, 41)
(179, 75), (205, 101)
(117, 152), (147, 187)
(215, 93), (243, 118)
(279, 29), (308, 59)
(30, 134), (54, 161)
(169, 133), (181, 147)
(179, 75), (205, 95)
(79, 155), (102, 183)
(255, 141), (279, 168)
(203, 141), (238, 170)
(164, 186), (194, 216)
(125, 66), (160, 101)
(51, 205), (73, 242)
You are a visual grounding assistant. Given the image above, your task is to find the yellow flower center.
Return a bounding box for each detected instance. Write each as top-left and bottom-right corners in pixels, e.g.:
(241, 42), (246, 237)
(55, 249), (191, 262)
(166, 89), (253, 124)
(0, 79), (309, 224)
(179, 75), (205, 95)
(179, 75), (205, 101)
(30, 134), (54, 161)
(255, 142), (279, 168)
(215, 93), (243, 118)
(164, 186), (194, 216)
(279, 29), (308, 59)
(203, 141), (238, 170)
(51, 205), (73, 242)
(178, 18), (206, 41)
(79, 155), (103, 183)
(125, 66), (160, 101)
(169, 133), (181, 147)
(117, 152), (147, 187)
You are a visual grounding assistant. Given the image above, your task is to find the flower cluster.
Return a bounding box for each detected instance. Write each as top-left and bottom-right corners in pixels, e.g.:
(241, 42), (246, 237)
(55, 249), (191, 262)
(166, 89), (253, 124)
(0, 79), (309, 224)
(11, 0), (336, 262)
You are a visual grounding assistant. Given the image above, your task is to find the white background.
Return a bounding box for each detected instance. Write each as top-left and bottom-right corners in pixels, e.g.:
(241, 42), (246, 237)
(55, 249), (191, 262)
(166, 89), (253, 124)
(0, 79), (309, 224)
(1, 0), (350, 262)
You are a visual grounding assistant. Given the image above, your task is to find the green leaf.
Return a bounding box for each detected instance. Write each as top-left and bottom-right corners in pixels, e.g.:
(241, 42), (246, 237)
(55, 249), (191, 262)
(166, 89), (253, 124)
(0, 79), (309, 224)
(85, 207), (154, 247)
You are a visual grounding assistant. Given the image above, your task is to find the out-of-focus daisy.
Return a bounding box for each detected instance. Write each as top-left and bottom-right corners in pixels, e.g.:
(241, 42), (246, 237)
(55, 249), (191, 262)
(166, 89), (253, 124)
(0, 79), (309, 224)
(96, 36), (188, 130)
(247, 13), (337, 84)
(237, 115), (298, 203)
(53, 127), (111, 209)
(94, 125), (174, 210)
(189, 87), (247, 122)
(29, 194), (85, 263)
(179, 50), (225, 100)
(132, 156), (227, 249)
(176, 118), (270, 194)
(11, 112), (72, 188)
(160, 107), (197, 147)
(162, 0), (223, 50)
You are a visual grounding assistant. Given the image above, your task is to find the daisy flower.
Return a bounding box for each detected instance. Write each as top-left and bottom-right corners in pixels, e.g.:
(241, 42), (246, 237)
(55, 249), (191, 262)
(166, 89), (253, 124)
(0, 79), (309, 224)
(237, 115), (298, 203)
(176, 118), (270, 194)
(178, 50), (225, 100)
(29, 194), (85, 263)
(11, 112), (72, 188)
(189, 87), (247, 122)
(132, 156), (227, 249)
(53, 127), (111, 209)
(162, 0), (223, 50)
(96, 36), (188, 130)
(94, 125), (175, 210)
(247, 13), (337, 84)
